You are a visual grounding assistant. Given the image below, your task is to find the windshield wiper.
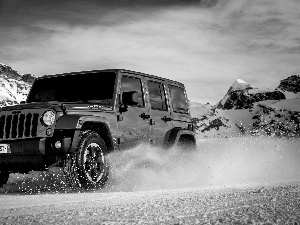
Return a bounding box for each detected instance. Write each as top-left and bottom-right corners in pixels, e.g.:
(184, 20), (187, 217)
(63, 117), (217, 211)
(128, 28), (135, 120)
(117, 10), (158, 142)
(84, 99), (111, 105)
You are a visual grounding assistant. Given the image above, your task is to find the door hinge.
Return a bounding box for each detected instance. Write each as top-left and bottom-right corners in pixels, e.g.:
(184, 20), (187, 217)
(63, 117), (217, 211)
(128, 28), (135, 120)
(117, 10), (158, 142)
(117, 114), (123, 121)
(117, 138), (124, 144)
(150, 118), (155, 125)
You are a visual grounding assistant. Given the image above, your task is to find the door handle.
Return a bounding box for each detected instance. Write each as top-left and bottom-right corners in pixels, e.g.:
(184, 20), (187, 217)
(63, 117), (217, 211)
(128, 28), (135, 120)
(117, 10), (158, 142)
(161, 116), (172, 122)
(140, 113), (150, 120)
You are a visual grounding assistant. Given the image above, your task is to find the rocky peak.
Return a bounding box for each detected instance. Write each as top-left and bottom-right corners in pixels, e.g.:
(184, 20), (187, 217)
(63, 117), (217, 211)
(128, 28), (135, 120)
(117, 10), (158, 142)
(227, 79), (253, 93)
(0, 63), (35, 84)
(276, 75), (300, 94)
(215, 78), (285, 110)
(0, 63), (21, 80)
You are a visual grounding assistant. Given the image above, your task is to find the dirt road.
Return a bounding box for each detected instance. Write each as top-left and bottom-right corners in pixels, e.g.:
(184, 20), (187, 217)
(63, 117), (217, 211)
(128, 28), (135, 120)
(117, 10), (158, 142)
(0, 183), (299, 224)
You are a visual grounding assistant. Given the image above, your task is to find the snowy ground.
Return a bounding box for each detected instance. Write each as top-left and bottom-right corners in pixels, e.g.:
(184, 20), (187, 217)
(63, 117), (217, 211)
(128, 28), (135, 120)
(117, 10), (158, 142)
(0, 137), (300, 224)
(0, 183), (299, 224)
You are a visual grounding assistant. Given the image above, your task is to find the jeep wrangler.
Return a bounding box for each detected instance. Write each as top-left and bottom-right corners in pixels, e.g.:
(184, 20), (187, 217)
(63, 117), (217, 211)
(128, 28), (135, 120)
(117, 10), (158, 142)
(0, 69), (196, 190)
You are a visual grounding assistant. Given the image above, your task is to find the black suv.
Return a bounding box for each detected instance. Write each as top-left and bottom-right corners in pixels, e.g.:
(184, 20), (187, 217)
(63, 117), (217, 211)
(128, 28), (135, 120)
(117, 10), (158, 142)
(0, 69), (196, 190)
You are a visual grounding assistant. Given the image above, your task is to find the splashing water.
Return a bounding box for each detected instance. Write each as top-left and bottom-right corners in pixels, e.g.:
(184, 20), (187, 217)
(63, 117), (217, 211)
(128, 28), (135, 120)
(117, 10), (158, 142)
(1, 136), (300, 193)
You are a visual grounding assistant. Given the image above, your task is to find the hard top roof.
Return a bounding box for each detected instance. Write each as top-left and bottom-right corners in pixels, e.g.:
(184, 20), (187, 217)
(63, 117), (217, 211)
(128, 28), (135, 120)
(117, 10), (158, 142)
(37, 69), (184, 87)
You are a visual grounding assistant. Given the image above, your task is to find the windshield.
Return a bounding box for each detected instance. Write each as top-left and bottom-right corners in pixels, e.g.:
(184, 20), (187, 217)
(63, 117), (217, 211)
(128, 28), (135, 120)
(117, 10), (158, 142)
(27, 72), (117, 106)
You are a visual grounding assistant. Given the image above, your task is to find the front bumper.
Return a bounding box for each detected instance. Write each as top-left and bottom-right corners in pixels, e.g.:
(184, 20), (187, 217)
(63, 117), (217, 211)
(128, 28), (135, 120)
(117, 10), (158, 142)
(0, 154), (52, 171)
(0, 137), (72, 172)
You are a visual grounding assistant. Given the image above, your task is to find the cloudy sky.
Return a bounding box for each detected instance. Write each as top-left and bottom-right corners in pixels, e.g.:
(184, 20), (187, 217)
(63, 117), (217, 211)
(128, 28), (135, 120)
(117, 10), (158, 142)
(0, 0), (300, 104)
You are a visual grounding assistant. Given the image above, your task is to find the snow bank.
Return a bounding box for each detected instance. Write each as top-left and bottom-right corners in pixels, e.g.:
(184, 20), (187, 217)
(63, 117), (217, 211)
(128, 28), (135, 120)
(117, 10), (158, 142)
(265, 98), (300, 112)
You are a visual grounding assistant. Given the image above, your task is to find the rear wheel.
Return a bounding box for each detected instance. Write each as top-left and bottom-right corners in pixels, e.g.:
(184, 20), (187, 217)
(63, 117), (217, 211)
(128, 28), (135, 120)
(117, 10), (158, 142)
(0, 171), (9, 188)
(63, 131), (109, 191)
(177, 135), (197, 150)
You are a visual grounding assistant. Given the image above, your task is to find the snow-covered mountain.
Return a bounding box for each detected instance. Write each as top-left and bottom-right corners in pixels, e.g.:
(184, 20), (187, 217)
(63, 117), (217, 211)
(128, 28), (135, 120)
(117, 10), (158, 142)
(191, 75), (300, 138)
(215, 79), (285, 110)
(276, 75), (300, 99)
(0, 63), (35, 107)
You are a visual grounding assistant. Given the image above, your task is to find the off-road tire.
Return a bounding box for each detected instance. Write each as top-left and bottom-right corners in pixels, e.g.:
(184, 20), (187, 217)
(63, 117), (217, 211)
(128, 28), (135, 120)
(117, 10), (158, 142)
(0, 171), (9, 188)
(63, 131), (109, 191)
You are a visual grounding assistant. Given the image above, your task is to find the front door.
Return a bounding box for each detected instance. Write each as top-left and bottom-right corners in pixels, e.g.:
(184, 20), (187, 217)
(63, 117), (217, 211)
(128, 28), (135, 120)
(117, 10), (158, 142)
(147, 80), (173, 146)
(117, 75), (150, 150)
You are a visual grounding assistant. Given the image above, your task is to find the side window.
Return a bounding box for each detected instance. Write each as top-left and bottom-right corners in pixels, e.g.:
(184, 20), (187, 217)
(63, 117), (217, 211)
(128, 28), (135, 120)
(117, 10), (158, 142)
(121, 76), (144, 107)
(168, 85), (188, 114)
(147, 80), (167, 111)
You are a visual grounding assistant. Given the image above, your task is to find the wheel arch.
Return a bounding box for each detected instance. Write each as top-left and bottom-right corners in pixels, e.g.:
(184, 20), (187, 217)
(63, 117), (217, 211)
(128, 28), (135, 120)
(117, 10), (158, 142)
(163, 127), (196, 149)
(55, 115), (115, 154)
(80, 122), (114, 153)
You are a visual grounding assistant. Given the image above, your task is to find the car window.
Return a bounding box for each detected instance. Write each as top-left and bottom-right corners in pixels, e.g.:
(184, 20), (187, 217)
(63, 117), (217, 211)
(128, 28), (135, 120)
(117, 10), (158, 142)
(147, 80), (167, 111)
(168, 85), (188, 114)
(27, 72), (116, 105)
(121, 76), (144, 107)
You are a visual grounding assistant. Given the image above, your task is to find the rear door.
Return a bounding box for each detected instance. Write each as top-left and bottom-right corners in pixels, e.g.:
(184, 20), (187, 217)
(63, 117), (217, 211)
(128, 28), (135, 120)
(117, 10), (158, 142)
(168, 84), (191, 128)
(147, 80), (173, 146)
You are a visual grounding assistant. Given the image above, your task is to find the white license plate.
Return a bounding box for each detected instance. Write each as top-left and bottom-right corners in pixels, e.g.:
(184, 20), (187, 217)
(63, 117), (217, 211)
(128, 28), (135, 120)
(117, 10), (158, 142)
(0, 144), (10, 154)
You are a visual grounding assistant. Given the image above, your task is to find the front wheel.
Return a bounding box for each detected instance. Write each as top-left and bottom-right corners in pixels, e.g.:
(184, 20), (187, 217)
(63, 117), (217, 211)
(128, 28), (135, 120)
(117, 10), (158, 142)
(63, 131), (109, 190)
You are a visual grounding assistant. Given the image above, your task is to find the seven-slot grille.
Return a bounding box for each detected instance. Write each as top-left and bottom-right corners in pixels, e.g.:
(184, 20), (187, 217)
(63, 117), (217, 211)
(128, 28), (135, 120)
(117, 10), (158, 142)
(0, 113), (39, 139)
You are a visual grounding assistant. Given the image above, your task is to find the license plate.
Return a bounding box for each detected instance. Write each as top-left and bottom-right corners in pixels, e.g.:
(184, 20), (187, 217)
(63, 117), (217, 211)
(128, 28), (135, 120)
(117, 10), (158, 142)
(0, 144), (10, 154)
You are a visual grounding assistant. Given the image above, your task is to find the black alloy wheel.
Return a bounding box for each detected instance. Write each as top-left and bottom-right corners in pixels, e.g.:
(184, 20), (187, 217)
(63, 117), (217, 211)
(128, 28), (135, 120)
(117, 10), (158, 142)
(63, 131), (109, 190)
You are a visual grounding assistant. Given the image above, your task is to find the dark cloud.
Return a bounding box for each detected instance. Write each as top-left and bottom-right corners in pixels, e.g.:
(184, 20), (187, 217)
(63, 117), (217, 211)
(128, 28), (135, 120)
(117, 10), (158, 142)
(0, 0), (219, 27)
(0, 0), (200, 19)
(199, 0), (219, 7)
(0, 0), (220, 46)
(285, 46), (300, 54)
(0, 0), (206, 9)
(0, 0), (192, 14)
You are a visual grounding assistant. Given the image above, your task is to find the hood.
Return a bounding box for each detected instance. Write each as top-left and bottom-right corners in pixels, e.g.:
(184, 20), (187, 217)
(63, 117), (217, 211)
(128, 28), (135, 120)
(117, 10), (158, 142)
(0, 101), (114, 113)
(0, 102), (64, 112)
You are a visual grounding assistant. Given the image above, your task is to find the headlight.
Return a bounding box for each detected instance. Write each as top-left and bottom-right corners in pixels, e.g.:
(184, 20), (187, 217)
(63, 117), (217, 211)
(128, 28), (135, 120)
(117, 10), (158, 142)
(41, 110), (55, 126)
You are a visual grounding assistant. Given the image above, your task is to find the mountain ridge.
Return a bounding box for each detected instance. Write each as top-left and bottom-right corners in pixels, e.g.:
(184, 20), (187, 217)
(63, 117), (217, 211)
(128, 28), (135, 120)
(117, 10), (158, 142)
(191, 75), (300, 138)
(0, 63), (35, 107)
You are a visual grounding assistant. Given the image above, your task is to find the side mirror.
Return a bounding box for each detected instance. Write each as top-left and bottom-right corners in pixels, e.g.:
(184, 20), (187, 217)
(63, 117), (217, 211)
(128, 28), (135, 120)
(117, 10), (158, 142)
(119, 91), (138, 113)
(122, 91), (138, 106)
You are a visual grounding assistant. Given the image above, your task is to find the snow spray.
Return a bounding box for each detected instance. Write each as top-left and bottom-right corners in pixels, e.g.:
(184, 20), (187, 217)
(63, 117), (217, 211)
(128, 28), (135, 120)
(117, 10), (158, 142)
(104, 136), (300, 191)
(1, 136), (300, 193)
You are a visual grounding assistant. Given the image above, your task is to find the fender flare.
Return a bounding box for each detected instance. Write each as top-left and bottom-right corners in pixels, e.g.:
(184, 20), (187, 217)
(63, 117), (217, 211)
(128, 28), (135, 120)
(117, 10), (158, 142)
(54, 114), (114, 153)
(163, 127), (196, 149)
